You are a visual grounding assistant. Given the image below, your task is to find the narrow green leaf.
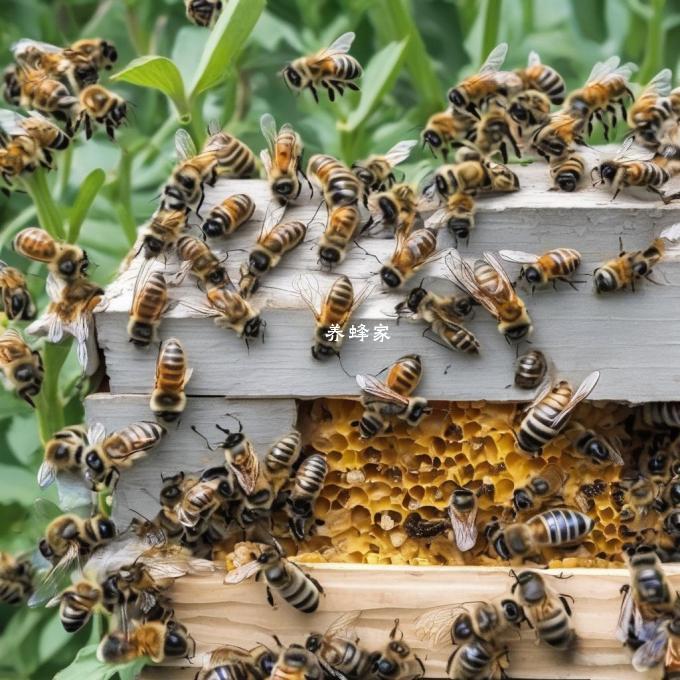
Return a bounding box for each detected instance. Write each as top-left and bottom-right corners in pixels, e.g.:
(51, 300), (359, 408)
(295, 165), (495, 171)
(339, 39), (409, 133)
(54, 643), (147, 680)
(480, 0), (503, 68)
(68, 169), (105, 244)
(111, 56), (189, 118)
(189, 0), (266, 97)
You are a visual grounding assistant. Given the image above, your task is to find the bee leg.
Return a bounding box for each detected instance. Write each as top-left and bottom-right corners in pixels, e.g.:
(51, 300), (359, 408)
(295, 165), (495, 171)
(446, 647), (459, 675)
(308, 84), (319, 103)
(265, 585), (275, 608)
(559, 594), (574, 616)
(347, 82), (360, 91)
(309, 574), (324, 594)
(415, 655), (425, 677)
(499, 142), (508, 164)
(331, 80), (345, 97)
(321, 81), (335, 102)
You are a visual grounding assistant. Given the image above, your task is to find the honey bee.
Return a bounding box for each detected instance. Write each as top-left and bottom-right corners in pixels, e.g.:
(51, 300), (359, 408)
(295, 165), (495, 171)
(352, 140), (417, 193)
(38, 424), (90, 488)
(512, 464), (567, 514)
(515, 372), (600, 456)
(318, 205), (361, 268)
(2, 65), (21, 106)
(139, 208), (188, 259)
(422, 108), (477, 159)
(447, 43), (522, 117)
(513, 349), (548, 389)
(0, 109), (70, 168)
(177, 467), (237, 528)
(16, 67), (79, 133)
(466, 100), (521, 163)
(224, 543), (323, 613)
(446, 250), (532, 343)
(615, 476), (659, 524)
(631, 617), (680, 674)
(203, 286), (263, 340)
(184, 0), (223, 27)
(515, 51), (566, 105)
(264, 431), (302, 488)
(175, 235), (229, 291)
(202, 193), (255, 239)
(447, 488), (480, 552)
(128, 270), (168, 347)
(0, 260), (35, 320)
(202, 121), (258, 179)
(14, 227), (88, 282)
(368, 183), (421, 236)
(197, 644), (276, 680)
(0, 552), (33, 605)
(295, 274), (371, 359)
(381, 228), (437, 288)
(431, 158), (520, 198)
(151, 338), (192, 423)
(531, 112), (586, 160)
(395, 284), (475, 326)
(511, 570), (575, 649)
(282, 32), (362, 103)
(507, 90), (552, 132)
(0, 328), (43, 406)
(641, 402), (680, 429)
(260, 113), (306, 204)
(287, 453), (328, 540)
(499, 247), (582, 290)
(371, 621), (425, 680)
(76, 84), (127, 140)
(549, 152), (586, 192)
(308, 154), (363, 208)
(431, 191), (477, 245)
(49, 578), (103, 632)
(446, 637), (509, 680)
(271, 645), (324, 680)
(628, 69), (674, 149)
(68, 39), (118, 71)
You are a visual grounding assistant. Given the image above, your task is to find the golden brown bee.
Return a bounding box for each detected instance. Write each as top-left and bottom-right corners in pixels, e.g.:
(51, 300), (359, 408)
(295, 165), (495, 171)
(628, 69), (674, 149)
(68, 38), (118, 71)
(14, 227), (88, 282)
(287, 453), (328, 540)
(499, 247), (582, 290)
(139, 208), (188, 259)
(271, 646), (324, 680)
(204, 286), (263, 340)
(371, 621), (424, 680)
(531, 111), (586, 160)
(38, 424), (89, 488)
(447, 43), (522, 117)
(197, 644), (274, 680)
(352, 140), (417, 193)
(308, 153), (363, 208)
(368, 183), (420, 236)
(176, 235), (229, 291)
(513, 349), (548, 389)
(0, 328), (43, 406)
(446, 250), (532, 343)
(76, 84), (127, 140)
(201, 193), (255, 239)
(202, 121), (257, 179)
(549, 152), (585, 192)
(641, 402), (680, 429)
(176, 467), (236, 528)
(48, 578), (103, 632)
(264, 431), (302, 493)
(421, 107), (477, 158)
(151, 338), (192, 423)
(431, 158), (519, 198)
(434, 191), (477, 244)
(18, 67), (79, 133)
(512, 464), (567, 514)
(508, 89), (552, 132)
(615, 476), (659, 523)
(128, 270), (168, 347)
(260, 113), (306, 203)
(466, 100), (521, 162)
(515, 372), (600, 456)
(318, 204), (361, 268)
(0, 552), (33, 605)
(282, 32), (362, 103)
(184, 0), (223, 27)
(0, 260), (35, 320)
(381, 228), (437, 288)
(514, 51), (566, 104)
(2, 65), (21, 105)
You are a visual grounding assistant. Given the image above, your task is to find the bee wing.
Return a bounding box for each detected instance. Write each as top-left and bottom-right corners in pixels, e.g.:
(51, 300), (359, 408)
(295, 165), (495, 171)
(632, 622), (669, 672)
(37, 460), (57, 489)
(348, 281), (374, 319)
(659, 222), (680, 244)
(0, 109), (27, 137)
(355, 374), (411, 408)
(479, 42), (508, 74)
(586, 56), (620, 84)
(537, 463), (567, 490)
(260, 149), (273, 174)
(11, 38), (62, 59)
(644, 68), (672, 96)
(208, 645), (254, 667)
(223, 559), (262, 584)
(549, 371), (600, 431)
(324, 611), (362, 641)
(448, 502), (478, 552)
(527, 50), (541, 66)
(525, 380), (555, 411)
(445, 250), (498, 320)
(383, 140), (418, 168)
(87, 422), (107, 445)
(206, 119), (222, 137)
(318, 32), (355, 58)
(175, 129), (197, 161)
(292, 274), (320, 322)
(260, 113), (278, 155)
(603, 436), (625, 466)
(414, 605), (464, 646)
(28, 543), (80, 607)
(481, 251), (515, 298)
(232, 458), (260, 496)
(613, 136), (636, 162)
(498, 249), (540, 265)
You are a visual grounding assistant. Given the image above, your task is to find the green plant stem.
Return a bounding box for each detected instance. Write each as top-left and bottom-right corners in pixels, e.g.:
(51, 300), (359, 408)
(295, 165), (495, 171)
(0, 204), (37, 249)
(138, 117), (178, 166)
(480, 0), (502, 67)
(116, 149), (138, 247)
(189, 99), (207, 149)
(521, 0), (534, 34)
(35, 341), (71, 445)
(22, 170), (65, 240)
(639, 0), (666, 84)
(124, 3), (148, 56)
(57, 145), (73, 201)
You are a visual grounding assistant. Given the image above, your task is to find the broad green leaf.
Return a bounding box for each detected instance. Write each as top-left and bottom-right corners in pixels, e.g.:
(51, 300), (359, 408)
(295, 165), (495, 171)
(171, 26), (207, 85)
(0, 463), (39, 506)
(68, 168), (106, 244)
(111, 56), (189, 118)
(339, 39), (409, 133)
(54, 643), (147, 680)
(190, 0), (266, 97)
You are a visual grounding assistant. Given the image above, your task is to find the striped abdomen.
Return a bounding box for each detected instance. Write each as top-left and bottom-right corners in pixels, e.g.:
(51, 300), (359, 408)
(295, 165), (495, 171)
(432, 319), (479, 354)
(14, 227), (57, 263)
(104, 421), (165, 461)
(626, 161), (669, 187)
(521, 65), (566, 104)
(155, 338), (187, 392)
(534, 607), (573, 648)
(541, 248), (581, 277)
(201, 662), (257, 680)
(260, 221), (307, 256)
(265, 431), (301, 475)
(292, 454), (328, 503)
(529, 508), (594, 547)
(447, 639), (493, 679)
(208, 194), (255, 236)
(641, 402), (680, 428)
(322, 275), (354, 323)
(326, 170), (361, 206)
(514, 350), (547, 389)
(386, 354), (423, 395)
(327, 55), (362, 81)
(210, 135), (257, 178)
(264, 561), (320, 613)
(517, 383), (572, 453)
(131, 272), (167, 322)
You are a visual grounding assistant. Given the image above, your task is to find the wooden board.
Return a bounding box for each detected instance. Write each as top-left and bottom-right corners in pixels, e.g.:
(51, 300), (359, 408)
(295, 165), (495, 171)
(94, 168), (680, 402)
(140, 564), (679, 680)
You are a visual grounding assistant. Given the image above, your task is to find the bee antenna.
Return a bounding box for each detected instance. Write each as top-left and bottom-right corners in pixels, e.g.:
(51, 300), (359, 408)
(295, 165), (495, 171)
(220, 413), (244, 433)
(352, 239), (381, 264)
(307, 199), (325, 226)
(334, 352), (355, 379)
(190, 425), (215, 451)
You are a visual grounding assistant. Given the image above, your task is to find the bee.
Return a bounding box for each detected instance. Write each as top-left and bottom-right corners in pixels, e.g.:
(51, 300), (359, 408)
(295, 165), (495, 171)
(508, 89), (552, 131)
(76, 84), (127, 140)
(515, 51), (566, 104)
(352, 140), (417, 193)
(305, 611), (374, 680)
(630, 616), (680, 674)
(0, 328), (43, 406)
(265, 431), (302, 489)
(287, 453), (328, 540)
(432, 191), (477, 245)
(2, 65), (21, 106)
(203, 286), (263, 340)
(197, 644), (275, 680)
(447, 488), (479, 552)
(177, 467), (237, 528)
(184, 0), (223, 27)
(641, 402), (680, 429)
(202, 121), (258, 179)
(446, 637), (508, 680)
(447, 42), (522, 117)
(549, 152), (586, 192)
(14, 227), (88, 282)
(38, 424), (89, 488)
(432, 159), (519, 198)
(260, 113), (306, 204)
(466, 100), (521, 163)
(81, 421), (166, 490)
(271, 646), (324, 680)
(97, 619), (193, 664)
(0, 552), (33, 605)
(202, 193), (255, 240)
(531, 112), (586, 160)
(446, 250), (532, 343)
(17, 67), (79, 133)
(49, 578), (103, 632)
(594, 153), (674, 203)
(224, 543), (323, 613)
(151, 338), (192, 423)
(127, 270), (168, 347)
(515, 372), (600, 456)
(308, 154), (363, 208)
(68, 39), (118, 71)
(628, 69), (674, 149)
(514, 349), (548, 389)
(176, 235), (229, 291)
(511, 570), (575, 649)
(282, 32), (362, 103)
(139, 208), (188, 259)
(318, 205), (361, 268)
(0, 109), (70, 167)
(616, 476), (659, 523)
(368, 183), (421, 236)
(499, 247), (582, 290)
(295, 274), (371, 359)
(381, 228), (437, 288)
(512, 464), (567, 514)
(395, 284), (475, 325)
(371, 621), (424, 680)
(0, 260), (35, 320)
(422, 108), (477, 159)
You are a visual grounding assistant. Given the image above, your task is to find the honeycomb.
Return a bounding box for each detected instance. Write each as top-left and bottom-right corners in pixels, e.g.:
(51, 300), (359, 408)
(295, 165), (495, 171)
(287, 398), (673, 568)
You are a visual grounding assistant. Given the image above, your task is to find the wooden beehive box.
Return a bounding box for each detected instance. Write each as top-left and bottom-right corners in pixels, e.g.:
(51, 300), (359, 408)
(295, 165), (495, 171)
(86, 160), (680, 679)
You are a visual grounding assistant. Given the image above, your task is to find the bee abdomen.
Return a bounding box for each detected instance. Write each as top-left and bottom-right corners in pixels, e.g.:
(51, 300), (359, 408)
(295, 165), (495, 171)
(641, 402), (680, 428)
(533, 508), (594, 545)
(327, 275), (354, 316)
(293, 454), (328, 499)
(547, 248), (581, 275)
(156, 338), (187, 390)
(537, 610), (572, 648)
(276, 565), (320, 612)
(266, 431), (301, 473)
(330, 55), (363, 81)
(515, 350), (547, 389)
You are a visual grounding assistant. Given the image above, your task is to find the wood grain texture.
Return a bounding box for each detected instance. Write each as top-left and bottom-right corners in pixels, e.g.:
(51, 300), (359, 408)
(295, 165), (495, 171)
(142, 564), (678, 680)
(94, 164), (680, 402)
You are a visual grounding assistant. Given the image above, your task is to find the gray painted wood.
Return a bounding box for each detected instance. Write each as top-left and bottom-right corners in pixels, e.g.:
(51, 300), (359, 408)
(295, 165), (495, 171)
(94, 163), (680, 402)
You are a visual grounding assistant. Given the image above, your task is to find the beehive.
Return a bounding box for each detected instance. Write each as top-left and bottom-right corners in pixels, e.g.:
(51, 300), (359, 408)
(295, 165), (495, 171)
(86, 164), (680, 679)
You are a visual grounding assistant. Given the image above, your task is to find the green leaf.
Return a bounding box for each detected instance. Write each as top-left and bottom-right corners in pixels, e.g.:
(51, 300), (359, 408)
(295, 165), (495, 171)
(111, 56), (189, 119)
(68, 169), (106, 244)
(338, 38), (409, 133)
(190, 0), (266, 97)
(0, 463), (39, 506)
(54, 644), (147, 680)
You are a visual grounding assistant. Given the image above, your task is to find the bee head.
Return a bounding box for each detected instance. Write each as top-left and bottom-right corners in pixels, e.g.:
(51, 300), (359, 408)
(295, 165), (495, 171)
(128, 320), (153, 346)
(143, 235), (164, 257)
(405, 397), (430, 425)
(243, 315), (262, 339)
(504, 322), (531, 343)
(352, 164), (373, 187)
(96, 517), (116, 540)
(249, 251), (270, 274)
(101, 41), (118, 68)
(512, 488), (533, 512)
(14, 362), (38, 385)
(405, 285), (427, 312)
(311, 339), (336, 360)
(500, 598), (524, 625)
(305, 634), (322, 653)
(319, 245), (341, 267)
(451, 612), (473, 643)
(273, 178), (295, 196)
(380, 266), (402, 289)
(164, 624), (191, 658)
(555, 170), (578, 192)
(447, 87), (467, 109)
(283, 65), (302, 90)
(508, 101), (527, 122)
(446, 216), (470, 239)
(669, 481), (680, 506)
(599, 162), (617, 183)
(632, 260), (649, 277)
(594, 268), (617, 293)
(423, 128), (442, 149)
(523, 265), (544, 285)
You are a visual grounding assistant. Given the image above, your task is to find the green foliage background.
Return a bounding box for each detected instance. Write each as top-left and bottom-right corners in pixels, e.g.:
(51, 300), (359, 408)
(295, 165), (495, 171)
(0, 0), (679, 677)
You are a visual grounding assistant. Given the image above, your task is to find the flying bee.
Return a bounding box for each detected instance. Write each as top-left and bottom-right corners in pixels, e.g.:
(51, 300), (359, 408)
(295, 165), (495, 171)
(17, 67), (79, 133)
(615, 476), (659, 523)
(0, 552), (33, 605)
(531, 112), (586, 161)
(175, 235), (229, 291)
(287, 453), (328, 540)
(224, 543), (324, 613)
(14, 227), (88, 282)
(466, 100), (521, 163)
(282, 32), (362, 103)
(0, 260), (35, 320)
(202, 121), (258, 179)
(308, 154), (363, 207)
(381, 227), (437, 288)
(0, 328), (43, 406)
(641, 402), (680, 429)
(511, 570), (575, 649)
(38, 424), (90, 488)
(48, 578), (103, 632)
(127, 269), (168, 347)
(447, 42), (522, 117)
(549, 152), (586, 192)
(271, 646), (324, 680)
(514, 50), (566, 104)
(295, 274), (371, 359)
(184, 0), (223, 27)
(422, 108), (477, 159)
(352, 140), (417, 193)
(151, 338), (192, 423)
(515, 372), (600, 456)
(431, 159), (519, 198)
(499, 247), (582, 290)
(68, 38), (118, 71)
(508, 89), (552, 132)
(76, 84), (127, 140)
(260, 113), (306, 204)
(371, 621), (425, 680)
(514, 349), (548, 389)
(139, 208), (188, 259)
(446, 250), (532, 343)
(201, 193), (255, 239)
(318, 205), (361, 268)
(628, 69), (674, 149)
(512, 464), (567, 514)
